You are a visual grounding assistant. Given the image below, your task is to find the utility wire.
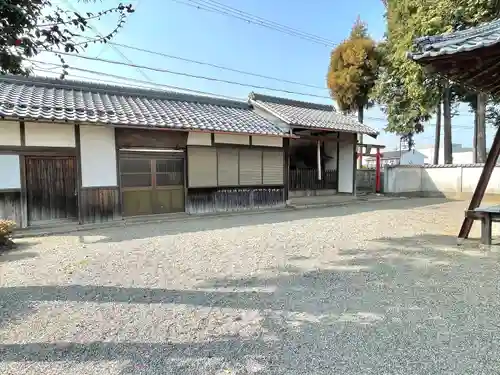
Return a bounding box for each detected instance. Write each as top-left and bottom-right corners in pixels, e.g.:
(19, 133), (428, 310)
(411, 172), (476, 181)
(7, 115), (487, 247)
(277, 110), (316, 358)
(197, 0), (333, 44)
(52, 51), (333, 99)
(107, 41), (327, 90)
(60, 0), (153, 83)
(31, 58), (477, 130)
(30, 61), (243, 101)
(170, 0), (336, 47)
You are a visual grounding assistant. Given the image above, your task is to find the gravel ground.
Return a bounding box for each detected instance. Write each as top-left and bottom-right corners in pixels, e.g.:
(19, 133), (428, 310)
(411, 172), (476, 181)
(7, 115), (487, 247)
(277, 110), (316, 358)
(1, 197), (500, 374)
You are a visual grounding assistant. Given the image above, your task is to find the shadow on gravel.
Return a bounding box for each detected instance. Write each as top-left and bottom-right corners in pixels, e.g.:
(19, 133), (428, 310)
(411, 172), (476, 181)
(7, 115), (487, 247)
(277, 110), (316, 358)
(80, 197), (454, 244)
(0, 241), (39, 263)
(1, 233), (500, 374)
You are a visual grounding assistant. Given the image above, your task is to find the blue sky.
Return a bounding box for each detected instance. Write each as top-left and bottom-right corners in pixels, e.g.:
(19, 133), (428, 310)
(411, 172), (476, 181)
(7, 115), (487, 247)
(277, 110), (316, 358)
(33, 0), (491, 150)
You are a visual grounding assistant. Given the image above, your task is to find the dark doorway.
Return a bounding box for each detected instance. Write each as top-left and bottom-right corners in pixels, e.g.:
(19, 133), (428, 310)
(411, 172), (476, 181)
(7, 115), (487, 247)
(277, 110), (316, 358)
(25, 156), (78, 225)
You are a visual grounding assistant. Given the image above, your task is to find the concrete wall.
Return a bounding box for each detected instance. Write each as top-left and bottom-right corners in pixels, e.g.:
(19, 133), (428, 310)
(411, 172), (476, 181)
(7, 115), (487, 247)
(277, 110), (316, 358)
(384, 164), (500, 198)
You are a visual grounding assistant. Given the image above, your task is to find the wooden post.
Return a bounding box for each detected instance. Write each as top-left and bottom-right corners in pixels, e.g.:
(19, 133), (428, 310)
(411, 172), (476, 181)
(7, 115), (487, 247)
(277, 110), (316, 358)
(283, 138), (290, 202)
(317, 140), (322, 180)
(481, 215), (492, 245)
(458, 125), (500, 239)
(74, 124), (83, 225)
(375, 147), (381, 193)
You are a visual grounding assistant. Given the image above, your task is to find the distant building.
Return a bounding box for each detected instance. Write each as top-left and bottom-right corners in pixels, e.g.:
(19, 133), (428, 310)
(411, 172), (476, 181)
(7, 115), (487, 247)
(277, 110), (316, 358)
(364, 149), (425, 168)
(419, 143), (476, 164)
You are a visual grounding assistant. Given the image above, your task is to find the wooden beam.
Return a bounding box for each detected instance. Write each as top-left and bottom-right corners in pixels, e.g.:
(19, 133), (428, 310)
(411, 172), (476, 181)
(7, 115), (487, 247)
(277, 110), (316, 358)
(458, 125), (500, 239)
(75, 124), (83, 225)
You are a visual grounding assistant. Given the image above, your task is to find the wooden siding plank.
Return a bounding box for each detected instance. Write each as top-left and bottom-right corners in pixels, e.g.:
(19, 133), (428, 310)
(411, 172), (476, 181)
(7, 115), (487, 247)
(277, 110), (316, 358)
(239, 149), (262, 185)
(80, 187), (121, 223)
(0, 191), (22, 225)
(217, 148), (239, 186)
(188, 147), (217, 187)
(25, 157), (78, 224)
(262, 150), (284, 185)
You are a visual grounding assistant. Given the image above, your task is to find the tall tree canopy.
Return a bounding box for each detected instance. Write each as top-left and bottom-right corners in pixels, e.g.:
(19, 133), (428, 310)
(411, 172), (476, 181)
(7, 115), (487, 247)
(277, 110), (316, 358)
(0, 0), (134, 78)
(326, 17), (379, 123)
(374, 0), (499, 162)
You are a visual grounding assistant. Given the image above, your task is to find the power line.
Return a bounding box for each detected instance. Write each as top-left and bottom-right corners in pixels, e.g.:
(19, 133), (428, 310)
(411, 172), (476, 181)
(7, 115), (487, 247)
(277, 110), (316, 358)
(170, 0), (335, 47)
(30, 61), (243, 101)
(60, 0), (153, 83)
(52, 51), (333, 99)
(30, 59), (482, 130)
(107, 41), (327, 90)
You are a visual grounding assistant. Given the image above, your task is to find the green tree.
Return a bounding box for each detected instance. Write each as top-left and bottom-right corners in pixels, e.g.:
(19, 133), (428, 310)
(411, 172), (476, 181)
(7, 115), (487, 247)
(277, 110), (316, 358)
(326, 17), (379, 167)
(375, 0), (499, 164)
(326, 17), (379, 122)
(0, 0), (134, 78)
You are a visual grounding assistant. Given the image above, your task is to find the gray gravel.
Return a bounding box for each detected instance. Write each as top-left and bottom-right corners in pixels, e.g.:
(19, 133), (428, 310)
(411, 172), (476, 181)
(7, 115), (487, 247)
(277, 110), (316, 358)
(1, 198), (500, 374)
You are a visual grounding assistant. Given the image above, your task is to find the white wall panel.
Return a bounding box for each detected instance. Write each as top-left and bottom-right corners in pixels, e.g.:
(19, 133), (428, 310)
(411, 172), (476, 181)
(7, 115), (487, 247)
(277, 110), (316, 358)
(80, 125), (117, 187)
(251, 135), (283, 147)
(0, 155), (21, 189)
(0, 121), (21, 146)
(25, 122), (75, 147)
(214, 133), (250, 145)
(187, 132), (212, 146)
(338, 136), (355, 193)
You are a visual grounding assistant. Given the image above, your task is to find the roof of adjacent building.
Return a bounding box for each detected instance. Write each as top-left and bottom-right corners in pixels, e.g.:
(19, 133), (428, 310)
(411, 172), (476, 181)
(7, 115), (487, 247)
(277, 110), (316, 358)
(248, 92), (379, 136)
(0, 75), (287, 136)
(409, 19), (500, 60)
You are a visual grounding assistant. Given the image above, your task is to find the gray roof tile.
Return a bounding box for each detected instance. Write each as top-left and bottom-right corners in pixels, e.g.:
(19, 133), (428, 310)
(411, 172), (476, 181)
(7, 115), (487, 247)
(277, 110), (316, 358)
(409, 19), (500, 60)
(248, 92), (379, 136)
(0, 75), (287, 136)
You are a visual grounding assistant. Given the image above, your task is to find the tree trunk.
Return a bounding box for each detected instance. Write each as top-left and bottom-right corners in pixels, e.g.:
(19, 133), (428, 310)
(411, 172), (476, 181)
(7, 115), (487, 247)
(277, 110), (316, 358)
(357, 106), (363, 169)
(434, 101), (441, 164)
(477, 92), (487, 163)
(443, 84), (453, 164)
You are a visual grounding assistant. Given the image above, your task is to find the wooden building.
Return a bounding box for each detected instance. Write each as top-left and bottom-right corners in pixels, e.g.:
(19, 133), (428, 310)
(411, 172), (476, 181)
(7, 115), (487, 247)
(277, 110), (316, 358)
(0, 75), (378, 229)
(408, 18), (500, 241)
(249, 93), (379, 198)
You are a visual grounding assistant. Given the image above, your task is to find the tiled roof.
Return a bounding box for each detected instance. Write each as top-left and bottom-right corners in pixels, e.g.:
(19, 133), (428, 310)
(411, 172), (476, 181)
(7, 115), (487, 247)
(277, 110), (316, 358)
(248, 92), (379, 136)
(409, 19), (500, 60)
(0, 75), (287, 136)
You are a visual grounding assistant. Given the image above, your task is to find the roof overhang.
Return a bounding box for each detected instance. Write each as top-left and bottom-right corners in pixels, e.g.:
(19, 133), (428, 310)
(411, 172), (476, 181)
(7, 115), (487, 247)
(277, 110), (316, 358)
(251, 100), (379, 137)
(0, 115), (296, 138)
(408, 19), (500, 96)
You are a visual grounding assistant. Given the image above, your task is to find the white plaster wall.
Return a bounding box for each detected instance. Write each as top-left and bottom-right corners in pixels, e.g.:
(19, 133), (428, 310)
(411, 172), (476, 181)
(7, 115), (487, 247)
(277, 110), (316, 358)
(422, 168), (461, 193)
(214, 133), (250, 145)
(324, 140), (337, 170)
(187, 132), (212, 146)
(0, 121), (21, 146)
(384, 165), (500, 195)
(25, 122), (75, 147)
(338, 138), (354, 193)
(462, 167), (500, 194)
(252, 135), (283, 147)
(80, 125), (117, 187)
(385, 167), (422, 193)
(0, 155), (21, 189)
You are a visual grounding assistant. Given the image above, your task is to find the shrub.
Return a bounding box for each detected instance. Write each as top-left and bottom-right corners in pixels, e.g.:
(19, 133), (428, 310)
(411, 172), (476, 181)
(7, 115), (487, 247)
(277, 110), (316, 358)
(0, 220), (16, 249)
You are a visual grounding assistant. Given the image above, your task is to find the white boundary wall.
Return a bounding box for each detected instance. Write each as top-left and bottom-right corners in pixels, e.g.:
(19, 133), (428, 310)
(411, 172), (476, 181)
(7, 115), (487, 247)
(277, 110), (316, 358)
(384, 164), (500, 196)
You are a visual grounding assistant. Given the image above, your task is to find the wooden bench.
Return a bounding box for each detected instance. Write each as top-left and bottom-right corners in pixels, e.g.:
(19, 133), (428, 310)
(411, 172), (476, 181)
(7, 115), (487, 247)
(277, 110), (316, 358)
(466, 205), (500, 245)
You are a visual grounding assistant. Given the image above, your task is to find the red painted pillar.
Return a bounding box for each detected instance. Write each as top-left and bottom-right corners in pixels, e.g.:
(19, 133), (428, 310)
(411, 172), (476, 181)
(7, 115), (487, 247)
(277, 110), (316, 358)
(375, 148), (381, 193)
